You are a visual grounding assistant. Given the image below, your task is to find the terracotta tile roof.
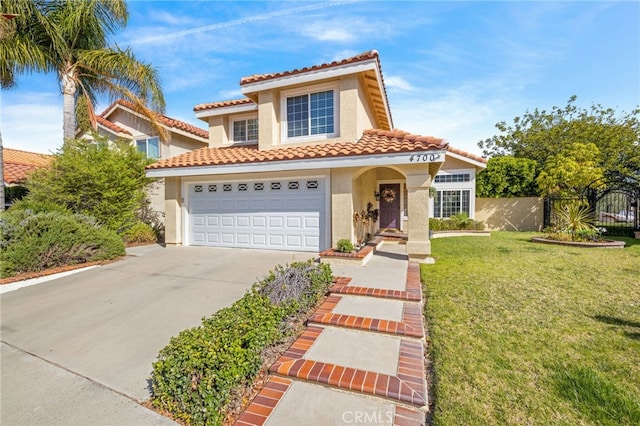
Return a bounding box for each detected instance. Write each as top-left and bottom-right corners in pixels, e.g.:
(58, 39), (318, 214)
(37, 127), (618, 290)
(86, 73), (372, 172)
(147, 129), (447, 170)
(193, 98), (255, 112)
(3, 148), (53, 184)
(96, 116), (131, 135)
(240, 50), (380, 85)
(447, 146), (487, 164)
(101, 100), (209, 139)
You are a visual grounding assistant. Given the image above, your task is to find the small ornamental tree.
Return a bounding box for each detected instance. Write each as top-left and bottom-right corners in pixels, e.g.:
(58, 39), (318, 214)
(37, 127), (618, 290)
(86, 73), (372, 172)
(476, 156), (539, 198)
(537, 142), (604, 197)
(25, 136), (153, 233)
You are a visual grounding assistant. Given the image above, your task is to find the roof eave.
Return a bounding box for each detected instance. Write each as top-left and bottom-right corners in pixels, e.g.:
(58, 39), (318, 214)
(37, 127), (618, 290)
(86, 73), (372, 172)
(146, 149), (447, 178)
(240, 59), (379, 95)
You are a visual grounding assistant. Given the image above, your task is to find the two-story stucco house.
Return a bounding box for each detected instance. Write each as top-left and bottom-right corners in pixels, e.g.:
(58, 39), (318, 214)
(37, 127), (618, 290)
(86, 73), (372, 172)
(144, 50), (485, 261)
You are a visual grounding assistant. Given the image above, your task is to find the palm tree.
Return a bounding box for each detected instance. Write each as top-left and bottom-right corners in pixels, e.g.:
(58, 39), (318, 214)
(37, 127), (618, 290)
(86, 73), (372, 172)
(0, 0), (166, 141)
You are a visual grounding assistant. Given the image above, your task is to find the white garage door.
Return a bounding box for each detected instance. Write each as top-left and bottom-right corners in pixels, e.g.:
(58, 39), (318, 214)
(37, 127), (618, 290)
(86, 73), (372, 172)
(188, 179), (325, 252)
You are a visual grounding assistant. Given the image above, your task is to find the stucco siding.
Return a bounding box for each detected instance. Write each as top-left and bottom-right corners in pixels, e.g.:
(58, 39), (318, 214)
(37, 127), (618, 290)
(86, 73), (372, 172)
(476, 197), (543, 231)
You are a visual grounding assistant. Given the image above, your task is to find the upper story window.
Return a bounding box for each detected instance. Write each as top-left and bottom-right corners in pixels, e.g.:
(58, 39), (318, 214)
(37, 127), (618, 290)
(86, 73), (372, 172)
(434, 173), (471, 183)
(232, 118), (258, 143)
(281, 83), (339, 143)
(136, 137), (160, 159)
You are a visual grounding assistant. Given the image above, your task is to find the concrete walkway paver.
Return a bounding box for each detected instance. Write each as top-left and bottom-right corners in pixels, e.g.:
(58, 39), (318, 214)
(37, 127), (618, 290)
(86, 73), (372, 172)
(235, 241), (428, 425)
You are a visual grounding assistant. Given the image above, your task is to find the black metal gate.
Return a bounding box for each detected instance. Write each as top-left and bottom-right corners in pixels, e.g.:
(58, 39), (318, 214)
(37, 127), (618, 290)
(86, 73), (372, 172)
(544, 173), (639, 237)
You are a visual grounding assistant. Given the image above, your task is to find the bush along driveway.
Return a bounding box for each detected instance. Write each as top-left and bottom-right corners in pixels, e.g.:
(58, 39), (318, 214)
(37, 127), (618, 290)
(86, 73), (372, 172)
(422, 232), (640, 425)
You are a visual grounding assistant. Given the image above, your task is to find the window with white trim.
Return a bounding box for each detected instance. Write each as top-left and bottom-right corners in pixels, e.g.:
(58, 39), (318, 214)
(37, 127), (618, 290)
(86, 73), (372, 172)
(136, 137), (160, 159)
(232, 118), (258, 143)
(281, 83), (339, 142)
(433, 190), (471, 218)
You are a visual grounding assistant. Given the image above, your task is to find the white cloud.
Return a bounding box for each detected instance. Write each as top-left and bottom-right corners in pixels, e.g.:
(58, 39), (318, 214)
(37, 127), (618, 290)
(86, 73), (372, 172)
(217, 89), (244, 100)
(389, 85), (509, 155)
(303, 25), (355, 42)
(1, 92), (63, 154)
(328, 49), (360, 62)
(385, 76), (414, 91)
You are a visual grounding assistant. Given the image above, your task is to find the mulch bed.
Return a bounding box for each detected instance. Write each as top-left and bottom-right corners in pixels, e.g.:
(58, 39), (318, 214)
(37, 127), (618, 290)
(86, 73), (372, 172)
(0, 242), (158, 285)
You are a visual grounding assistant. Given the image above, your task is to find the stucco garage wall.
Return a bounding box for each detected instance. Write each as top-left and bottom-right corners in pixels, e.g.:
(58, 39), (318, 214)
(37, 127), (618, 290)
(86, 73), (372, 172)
(476, 197), (543, 231)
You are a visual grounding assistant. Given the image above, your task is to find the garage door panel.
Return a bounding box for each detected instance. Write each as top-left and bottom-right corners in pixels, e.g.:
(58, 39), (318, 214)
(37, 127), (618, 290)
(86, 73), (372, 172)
(286, 216), (303, 228)
(269, 234), (284, 247)
(237, 233), (251, 245)
(236, 216), (250, 227)
(305, 216), (320, 228)
(221, 216), (234, 227)
(305, 236), (319, 247)
(189, 180), (324, 252)
(252, 216), (267, 228)
(252, 234), (267, 246)
(221, 233), (234, 244)
(286, 235), (303, 248)
(269, 216), (284, 228)
(252, 199), (268, 210)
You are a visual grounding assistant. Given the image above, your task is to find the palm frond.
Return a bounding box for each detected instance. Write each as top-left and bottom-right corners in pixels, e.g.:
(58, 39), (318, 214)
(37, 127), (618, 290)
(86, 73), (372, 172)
(77, 47), (165, 112)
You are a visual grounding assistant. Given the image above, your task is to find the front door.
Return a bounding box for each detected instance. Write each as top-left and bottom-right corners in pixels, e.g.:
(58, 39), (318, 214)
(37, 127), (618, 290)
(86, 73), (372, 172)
(378, 183), (401, 230)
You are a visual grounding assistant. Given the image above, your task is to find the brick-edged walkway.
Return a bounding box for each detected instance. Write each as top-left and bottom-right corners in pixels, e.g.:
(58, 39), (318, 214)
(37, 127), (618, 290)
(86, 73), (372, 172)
(235, 245), (427, 425)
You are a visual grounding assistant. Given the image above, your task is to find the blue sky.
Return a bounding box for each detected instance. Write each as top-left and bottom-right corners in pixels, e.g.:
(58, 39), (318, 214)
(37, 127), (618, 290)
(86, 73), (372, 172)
(2, 1), (639, 155)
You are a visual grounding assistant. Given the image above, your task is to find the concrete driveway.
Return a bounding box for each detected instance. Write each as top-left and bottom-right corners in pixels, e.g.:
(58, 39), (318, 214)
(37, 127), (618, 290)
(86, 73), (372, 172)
(1, 245), (314, 425)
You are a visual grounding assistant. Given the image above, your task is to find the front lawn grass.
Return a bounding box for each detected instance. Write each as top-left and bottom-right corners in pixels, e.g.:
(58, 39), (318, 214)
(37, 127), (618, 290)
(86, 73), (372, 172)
(422, 232), (640, 425)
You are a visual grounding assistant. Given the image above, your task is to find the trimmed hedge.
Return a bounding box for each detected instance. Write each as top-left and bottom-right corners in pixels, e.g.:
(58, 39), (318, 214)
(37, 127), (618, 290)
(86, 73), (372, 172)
(0, 208), (125, 278)
(150, 261), (332, 425)
(429, 212), (484, 231)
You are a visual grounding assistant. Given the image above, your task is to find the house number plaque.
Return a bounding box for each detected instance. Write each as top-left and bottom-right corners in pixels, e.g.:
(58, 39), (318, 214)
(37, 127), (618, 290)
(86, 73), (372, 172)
(408, 153), (443, 163)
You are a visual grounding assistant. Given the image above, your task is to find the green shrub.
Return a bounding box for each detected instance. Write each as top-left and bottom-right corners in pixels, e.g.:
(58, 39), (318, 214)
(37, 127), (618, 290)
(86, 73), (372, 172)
(0, 209), (124, 278)
(121, 222), (157, 244)
(429, 213), (484, 231)
(336, 238), (354, 253)
(150, 261), (333, 425)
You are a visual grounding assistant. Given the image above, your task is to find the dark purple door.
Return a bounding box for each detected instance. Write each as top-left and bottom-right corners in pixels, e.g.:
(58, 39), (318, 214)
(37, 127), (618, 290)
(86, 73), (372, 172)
(379, 183), (401, 229)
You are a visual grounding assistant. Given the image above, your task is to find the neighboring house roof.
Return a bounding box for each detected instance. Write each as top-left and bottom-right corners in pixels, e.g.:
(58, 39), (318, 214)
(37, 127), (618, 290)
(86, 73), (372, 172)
(99, 100), (209, 140)
(3, 148), (53, 184)
(147, 129), (446, 170)
(96, 116), (131, 135)
(193, 98), (255, 113)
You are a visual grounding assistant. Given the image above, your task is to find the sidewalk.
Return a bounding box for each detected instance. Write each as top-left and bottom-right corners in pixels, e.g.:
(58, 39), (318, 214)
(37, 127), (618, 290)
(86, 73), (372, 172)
(235, 242), (428, 426)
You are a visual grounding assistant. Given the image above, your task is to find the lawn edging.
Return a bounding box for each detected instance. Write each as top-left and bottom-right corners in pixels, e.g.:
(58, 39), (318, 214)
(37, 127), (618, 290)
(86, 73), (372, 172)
(532, 237), (625, 248)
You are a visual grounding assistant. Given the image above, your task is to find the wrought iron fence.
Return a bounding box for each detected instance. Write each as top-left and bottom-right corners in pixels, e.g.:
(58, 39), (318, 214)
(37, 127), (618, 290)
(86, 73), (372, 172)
(544, 188), (639, 237)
